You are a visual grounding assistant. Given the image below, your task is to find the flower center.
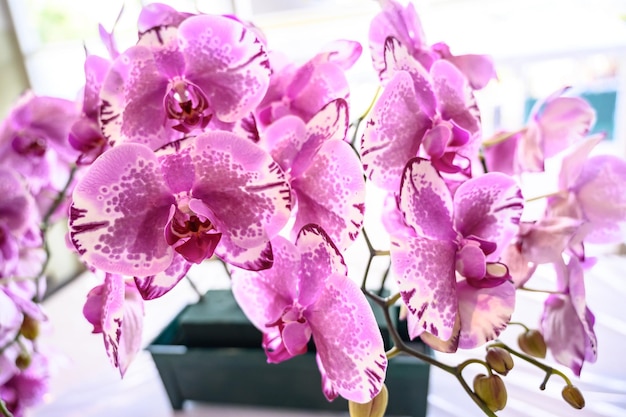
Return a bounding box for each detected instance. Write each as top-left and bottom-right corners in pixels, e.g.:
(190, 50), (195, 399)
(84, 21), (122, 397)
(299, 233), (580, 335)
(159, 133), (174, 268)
(165, 202), (221, 264)
(12, 133), (47, 157)
(164, 79), (212, 133)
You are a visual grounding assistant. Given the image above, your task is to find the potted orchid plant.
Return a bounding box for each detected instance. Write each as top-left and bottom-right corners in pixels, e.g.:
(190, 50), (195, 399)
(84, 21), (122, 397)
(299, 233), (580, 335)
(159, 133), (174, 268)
(1, 1), (624, 416)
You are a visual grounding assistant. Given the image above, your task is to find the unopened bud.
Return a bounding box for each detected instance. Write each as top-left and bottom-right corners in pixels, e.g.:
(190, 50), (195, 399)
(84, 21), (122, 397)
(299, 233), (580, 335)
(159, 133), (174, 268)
(473, 373), (507, 412)
(486, 347), (514, 375)
(517, 329), (547, 358)
(20, 315), (39, 341)
(348, 383), (388, 417)
(16, 351), (31, 370)
(562, 385), (585, 409)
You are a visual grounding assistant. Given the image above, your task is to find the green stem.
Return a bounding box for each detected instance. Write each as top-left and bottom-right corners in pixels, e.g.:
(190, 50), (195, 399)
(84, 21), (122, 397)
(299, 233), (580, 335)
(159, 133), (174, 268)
(365, 289), (499, 416)
(519, 286), (565, 295)
(349, 86), (381, 146)
(490, 341), (574, 388)
(507, 321), (531, 332)
(482, 128), (526, 147)
(525, 190), (566, 203)
(0, 400), (13, 417)
(35, 164), (79, 302)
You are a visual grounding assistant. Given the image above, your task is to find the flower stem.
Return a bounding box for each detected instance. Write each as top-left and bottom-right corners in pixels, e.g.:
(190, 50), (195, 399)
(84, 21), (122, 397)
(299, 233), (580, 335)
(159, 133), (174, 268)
(519, 286), (564, 295)
(482, 128), (526, 147)
(525, 190), (567, 203)
(349, 86), (381, 146)
(489, 341), (574, 388)
(0, 400), (13, 417)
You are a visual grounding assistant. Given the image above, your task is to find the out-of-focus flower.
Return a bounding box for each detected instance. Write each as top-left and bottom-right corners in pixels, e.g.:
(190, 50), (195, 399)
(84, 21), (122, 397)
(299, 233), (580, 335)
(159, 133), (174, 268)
(540, 256), (597, 376)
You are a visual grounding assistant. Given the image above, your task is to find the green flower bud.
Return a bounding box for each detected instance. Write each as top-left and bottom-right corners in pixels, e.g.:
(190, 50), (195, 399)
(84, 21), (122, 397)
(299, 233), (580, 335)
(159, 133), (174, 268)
(16, 351), (31, 370)
(562, 385), (585, 409)
(20, 315), (39, 341)
(348, 383), (388, 417)
(486, 347), (514, 375)
(517, 329), (547, 358)
(473, 373), (507, 412)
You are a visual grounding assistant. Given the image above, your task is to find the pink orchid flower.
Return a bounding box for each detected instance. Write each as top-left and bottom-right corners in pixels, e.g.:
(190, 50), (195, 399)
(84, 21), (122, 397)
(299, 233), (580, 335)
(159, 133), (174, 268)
(390, 158), (523, 351)
(256, 40), (362, 128)
(69, 131), (291, 299)
(231, 225), (387, 403)
(83, 273), (144, 376)
(99, 14), (270, 150)
(261, 98), (365, 251)
(540, 256), (597, 376)
(369, 0), (496, 90)
(484, 87), (597, 175)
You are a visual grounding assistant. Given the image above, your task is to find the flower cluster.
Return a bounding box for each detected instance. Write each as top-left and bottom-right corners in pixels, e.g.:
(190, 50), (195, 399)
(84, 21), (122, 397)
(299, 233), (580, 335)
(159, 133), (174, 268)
(1, 1), (625, 416)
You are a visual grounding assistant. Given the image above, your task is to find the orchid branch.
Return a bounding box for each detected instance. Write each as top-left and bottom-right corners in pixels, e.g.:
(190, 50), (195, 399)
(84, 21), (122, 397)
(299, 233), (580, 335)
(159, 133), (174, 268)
(365, 289), (499, 417)
(349, 86), (381, 146)
(34, 164), (79, 303)
(488, 341), (575, 389)
(481, 128), (527, 147)
(0, 399), (14, 417)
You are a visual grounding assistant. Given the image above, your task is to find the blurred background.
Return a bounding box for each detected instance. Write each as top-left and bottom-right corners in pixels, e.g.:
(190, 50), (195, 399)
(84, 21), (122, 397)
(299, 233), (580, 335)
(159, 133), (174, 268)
(1, 1), (625, 416)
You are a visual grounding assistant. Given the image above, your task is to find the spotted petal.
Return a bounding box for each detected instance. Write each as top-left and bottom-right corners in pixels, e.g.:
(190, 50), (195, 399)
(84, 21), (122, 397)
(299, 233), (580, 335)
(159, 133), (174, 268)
(133, 252), (192, 300)
(190, 131), (291, 269)
(69, 143), (175, 276)
(456, 279), (515, 349)
(98, 274), (145, 377)
(308, 273), (387, 403)
(453, 172), (523, 259)
(296, 224), (347, 308)
(361, 71), (431, 192)
(291, 140), (365, 251)
(231, 236), (301, 329)
(398, 158), (455, 241)
(391, 234), (458, 341)
(292, 98), (349, 178)
(178, 14), (270, 122)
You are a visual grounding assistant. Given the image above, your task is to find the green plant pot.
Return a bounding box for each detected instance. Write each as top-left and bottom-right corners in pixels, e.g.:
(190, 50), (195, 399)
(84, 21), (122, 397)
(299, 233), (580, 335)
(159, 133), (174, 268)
(147, 289), (431, 416)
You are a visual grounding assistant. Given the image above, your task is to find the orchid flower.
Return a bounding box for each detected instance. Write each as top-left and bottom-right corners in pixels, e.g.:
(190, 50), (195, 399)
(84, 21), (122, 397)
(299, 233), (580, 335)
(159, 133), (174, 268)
(540, 256), (597, 376)
(256, 40), (362, 128)
(83, 273), (144, 376)
(369, 0), (496, 89)
(69, 54), (112, 165)
(0, 92), (79, 212)
(484, 87), (597, 174)
(231, 224), (387, 403)
(261, 98), (365, 251)
(69, 131), (291, 299)
(390, 158), (522, 351)
(0, 351), (49, 417)
(547, 136), (626, 248)
(361, 36), (482, 192)
(0, 168), (42, 279)
(99, 13), (270, 150)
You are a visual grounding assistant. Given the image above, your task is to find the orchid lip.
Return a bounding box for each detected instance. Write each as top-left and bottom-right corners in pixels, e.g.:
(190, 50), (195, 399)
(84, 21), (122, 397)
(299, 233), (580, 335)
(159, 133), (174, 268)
(163, 79), (212, 133)
(12, 134), (47, 157)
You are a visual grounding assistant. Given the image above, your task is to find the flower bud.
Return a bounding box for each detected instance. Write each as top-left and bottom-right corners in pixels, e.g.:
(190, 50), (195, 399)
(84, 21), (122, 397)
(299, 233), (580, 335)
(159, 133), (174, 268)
(348, 383), (388, 417)
(20, 315), (39, 341)
(473, 373), (507, 412)
(486, 347), (514, 375)
(16, 351), (32, 370)
(517, 329), (547, 358)
(562, 385), (585, 409)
